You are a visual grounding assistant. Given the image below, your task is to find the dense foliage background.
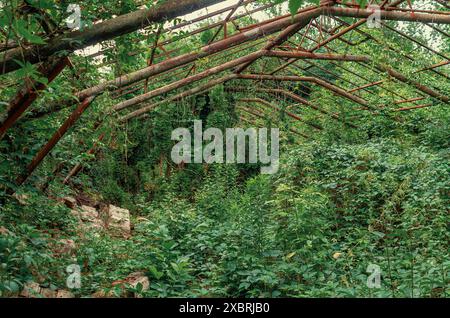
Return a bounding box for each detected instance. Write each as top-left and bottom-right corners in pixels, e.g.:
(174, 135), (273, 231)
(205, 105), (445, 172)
(0, 0), (448, 297)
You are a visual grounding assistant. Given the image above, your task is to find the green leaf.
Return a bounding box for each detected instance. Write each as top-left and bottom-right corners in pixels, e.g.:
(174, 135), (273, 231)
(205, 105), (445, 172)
(288, 0), (303, 16)
(15, 20), (46, 45)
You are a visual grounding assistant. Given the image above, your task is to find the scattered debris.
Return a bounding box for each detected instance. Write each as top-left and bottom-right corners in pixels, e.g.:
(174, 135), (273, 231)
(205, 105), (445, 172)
(61, 196), (77, 209)
(53, 239), (77, 256)
(0, 226), (12, 236)
(20, 282), (74, 298)
(12, 193), (29, 205)
(333, 252), (342, 260)
(92, 272), (149, 298)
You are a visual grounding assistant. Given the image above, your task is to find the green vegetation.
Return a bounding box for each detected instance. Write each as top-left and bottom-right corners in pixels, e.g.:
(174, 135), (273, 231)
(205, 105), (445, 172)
(0, 0), (448, 298)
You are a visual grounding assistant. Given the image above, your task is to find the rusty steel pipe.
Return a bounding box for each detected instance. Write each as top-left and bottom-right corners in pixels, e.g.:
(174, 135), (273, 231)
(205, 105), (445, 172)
(16, 96), (96, 186)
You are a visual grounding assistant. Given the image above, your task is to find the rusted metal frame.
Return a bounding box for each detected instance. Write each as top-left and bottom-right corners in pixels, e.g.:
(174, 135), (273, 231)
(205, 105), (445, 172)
(238, 106), (309, 139)
(323, 61), (411, 100)
(297, 19), (314, 50)
(120, 74), (238, 122)
(50, 7), (324, 113)
(309, 19), (366, 52)
(238, 104), (308, 137)
(289, 60), (371, 99)
(234, 5), (323, 74)
(239, 116), (299, 140)
(238, 114), (305, 143)
(333, 0), (387, 9)
(123, 71), (329, 123)
(380, 22), (449, 61)
(285, 61), (373, 105)
(334, 0), (405, 9)
(16, 96), (96, 187)
(394, 103), (435, 111)
(285, 37), (374, 93)
(374, 63), (450, 104)
(330, 17), (414, 63)
(162, 2), (275, 43)
(343, 62), (431, 107)
(393, 97), (426, 105)
(112, 51), (268, 112)
(384, 7), (450, 15)
(238, 97), (323, 130)
(239, 116), (259, 126)
(112, 64), (194, 99)
(328, 31), (447, 91)
(237, 13), (289, 32)
(274, 72), (368, 106)
(230, 85), (357, 128)
(255, 78), (376, 121)
(0, 57), (69, 140)
(85, 1), (273, 62)
(35, 36), (269, 119)
(144, 24), (164, 93)
(347, 80), (385, 93)
(293, 60), (426, 111)
(323, 22), (448, 103)
(294, 44), (412, 101)
(113, 50), (368, 113)
(185, 0), (247, 78)
(265, 70), (314, 98)
(269, 18), (367, 75)
(165, 0), (256, 33)
(299, 59), (449, 107)
(237, 0), (336, 33)
(281, 57), (362, 96)
(283, 44), (408, 102)
(266, 51), (369, 61)
(314, 17), (330, 54)
(237, 88), (317, 126)
(1, 0), (227, 75)
(110, 38), (268, 99)
(283, 65), (372, 109)
(95, 47), (180, 69)
(377, 24), (450, 80)
(325, 7), (450, 24)
(239, 115), (260, 127)
(310, 20), (362, 46)
(209, 0), (245, 44)
(414, 60), (449, 73)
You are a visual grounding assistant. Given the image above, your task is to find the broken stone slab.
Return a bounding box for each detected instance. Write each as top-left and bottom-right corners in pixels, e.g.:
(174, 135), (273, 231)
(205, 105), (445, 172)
(56, 290), (75, 298)
(20, 282), (73, 298)
(20, 282), (42, 298)
(79, 205), (98, 222)
(106, 205), (131, 238)
(70, 206), (104, 236)
(61, 196), (77, 209)
(39, 288), (58, 298)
